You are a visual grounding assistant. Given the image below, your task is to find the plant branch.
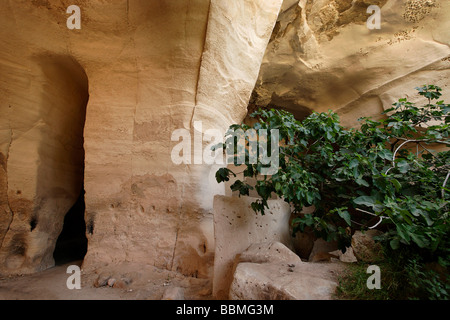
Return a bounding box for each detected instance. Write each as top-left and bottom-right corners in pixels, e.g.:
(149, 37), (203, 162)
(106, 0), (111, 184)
(394, 137), (450, 145)
(355, 208), (389, 229)
(418, 143), (438, 159)
(442, 170), (450, 200)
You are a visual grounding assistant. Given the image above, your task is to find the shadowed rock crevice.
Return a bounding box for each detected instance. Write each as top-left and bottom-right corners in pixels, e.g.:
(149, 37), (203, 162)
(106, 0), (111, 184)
(53, 190), (88, 265)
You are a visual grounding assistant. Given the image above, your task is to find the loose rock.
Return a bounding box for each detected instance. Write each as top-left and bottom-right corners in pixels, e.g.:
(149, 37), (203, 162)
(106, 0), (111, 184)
(229, 241), (344, 300)
(351, 230), (384, 263)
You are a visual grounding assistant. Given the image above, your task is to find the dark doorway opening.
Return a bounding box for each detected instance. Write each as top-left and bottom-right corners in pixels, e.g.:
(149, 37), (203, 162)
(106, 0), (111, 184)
(53, 190), (88, 265)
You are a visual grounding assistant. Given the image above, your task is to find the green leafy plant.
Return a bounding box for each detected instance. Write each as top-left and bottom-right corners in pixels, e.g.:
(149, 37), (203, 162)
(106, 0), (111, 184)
(406, 256), (450, 300)
(215, 85), (449, 299)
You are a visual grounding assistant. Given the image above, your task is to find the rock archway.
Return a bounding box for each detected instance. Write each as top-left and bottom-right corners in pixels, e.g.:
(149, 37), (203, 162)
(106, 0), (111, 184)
(0, 55), (89, 274)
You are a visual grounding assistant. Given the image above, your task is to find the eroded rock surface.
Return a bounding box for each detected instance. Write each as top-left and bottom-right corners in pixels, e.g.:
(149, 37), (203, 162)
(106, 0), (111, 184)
(0, 0), (283, 276)
(351, 230), (384, 263)
(229, 242), (344, 300)
(1, 0), (449, 291)
(251, 0), (450, 126)
(212, 195), (293, 299)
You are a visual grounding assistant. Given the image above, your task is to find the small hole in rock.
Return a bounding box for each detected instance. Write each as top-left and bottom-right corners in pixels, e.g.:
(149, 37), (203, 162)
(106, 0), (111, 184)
(30, 217), (37, 231)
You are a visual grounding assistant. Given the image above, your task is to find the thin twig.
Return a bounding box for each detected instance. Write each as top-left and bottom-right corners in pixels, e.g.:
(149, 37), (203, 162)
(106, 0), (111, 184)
(418, 143), (438, 159)
(369, 217), (384, 230)
(394, 137), (450, 145)
(442, 170), (450, 200)
(355, 208), (389, 230)
(355, 208), (388, 219)
(385, 139), (416, 174)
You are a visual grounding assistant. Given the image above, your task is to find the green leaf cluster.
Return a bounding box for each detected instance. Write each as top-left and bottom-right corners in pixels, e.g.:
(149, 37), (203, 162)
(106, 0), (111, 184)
(215, 85), (449, 298)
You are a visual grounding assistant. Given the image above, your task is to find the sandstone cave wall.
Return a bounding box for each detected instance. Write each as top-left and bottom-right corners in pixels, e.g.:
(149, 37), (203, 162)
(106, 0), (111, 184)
(0, 0), (283, 276)
(252, 0), (450, 126)
(1, 0), (449, 279)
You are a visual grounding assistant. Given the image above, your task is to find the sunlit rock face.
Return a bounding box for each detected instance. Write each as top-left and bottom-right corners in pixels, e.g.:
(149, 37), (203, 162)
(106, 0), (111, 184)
(1, 0), (448, 279)
(0, 0), (283, 276)
(252, 0), (450, 126)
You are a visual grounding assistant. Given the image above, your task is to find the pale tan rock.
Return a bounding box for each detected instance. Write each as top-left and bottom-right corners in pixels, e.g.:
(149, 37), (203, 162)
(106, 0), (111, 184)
(162, 286), (185, 300)
(330, 247), (358, 263)
(308, 239), (357, 263)
(229, 241), (344, 300)
(212, 195), (293, 299)
(308, 238), (339, 262)
(193, 0), (286, 130)
(237, 242), (302, 265)
(229, 262), (339, 300)
(107, 278), (116, 287)
(94, 273), (111, 288)
(351, 230), (384, 262)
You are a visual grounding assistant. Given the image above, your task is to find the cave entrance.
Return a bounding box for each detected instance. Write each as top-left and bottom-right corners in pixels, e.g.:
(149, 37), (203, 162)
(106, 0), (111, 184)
(53, 189), (88, 265)
(34, 54), (90, 267)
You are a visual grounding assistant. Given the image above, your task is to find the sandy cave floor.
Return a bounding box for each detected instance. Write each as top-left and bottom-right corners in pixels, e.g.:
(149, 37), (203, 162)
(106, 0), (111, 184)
(0, 260), (347, 300)
(0, 260), (213, 300)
